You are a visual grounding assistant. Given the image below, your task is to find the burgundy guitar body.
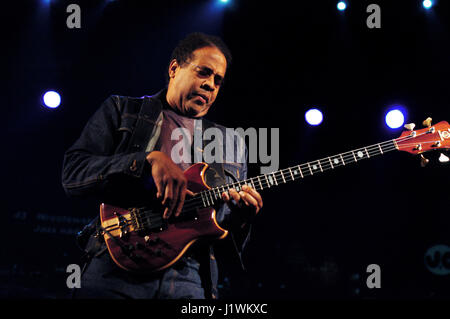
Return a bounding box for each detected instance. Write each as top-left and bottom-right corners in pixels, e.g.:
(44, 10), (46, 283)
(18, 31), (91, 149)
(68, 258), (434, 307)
(100, 162), (228, 273)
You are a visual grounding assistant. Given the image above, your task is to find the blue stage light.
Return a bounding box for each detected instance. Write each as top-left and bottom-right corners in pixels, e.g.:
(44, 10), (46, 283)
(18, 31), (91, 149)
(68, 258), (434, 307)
(337, 1), (347, 11)
(305, 108), (323, 126)
(423, 0), (433, 9)
(385, 109), (405, 129)
(43, 91), (61, 109)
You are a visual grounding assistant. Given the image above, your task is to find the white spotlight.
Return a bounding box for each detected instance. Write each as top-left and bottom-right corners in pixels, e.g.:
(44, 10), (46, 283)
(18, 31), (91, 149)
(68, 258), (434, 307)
(43, 91), (61, 109)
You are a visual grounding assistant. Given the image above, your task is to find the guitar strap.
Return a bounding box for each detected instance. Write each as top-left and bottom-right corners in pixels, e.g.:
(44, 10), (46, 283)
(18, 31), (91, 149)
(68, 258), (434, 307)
(126, 95), (163, 154)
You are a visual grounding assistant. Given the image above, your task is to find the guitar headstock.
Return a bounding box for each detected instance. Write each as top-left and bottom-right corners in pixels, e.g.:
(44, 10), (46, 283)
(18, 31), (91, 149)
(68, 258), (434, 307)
(396, 118), (450, 166)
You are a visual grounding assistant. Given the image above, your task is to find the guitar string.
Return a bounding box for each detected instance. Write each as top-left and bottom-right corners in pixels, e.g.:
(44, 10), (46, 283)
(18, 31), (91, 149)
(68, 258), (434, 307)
(130, 133), (429, 228)
(131, 132), (436, 228)
(180, 135), (415, 208)
(131, 142), (398, 227)
(207, 132), (438, 198)
(184, 140), (397, 206)
(131, 139), (412, 229)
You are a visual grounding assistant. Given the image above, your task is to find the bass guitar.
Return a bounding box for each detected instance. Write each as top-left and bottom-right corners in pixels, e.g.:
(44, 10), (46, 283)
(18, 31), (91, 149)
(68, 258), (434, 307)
(99, 118), (449, 273)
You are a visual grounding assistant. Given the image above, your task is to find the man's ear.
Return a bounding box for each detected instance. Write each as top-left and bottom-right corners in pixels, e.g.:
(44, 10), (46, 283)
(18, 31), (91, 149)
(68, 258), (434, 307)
(168, 59), (179, 79)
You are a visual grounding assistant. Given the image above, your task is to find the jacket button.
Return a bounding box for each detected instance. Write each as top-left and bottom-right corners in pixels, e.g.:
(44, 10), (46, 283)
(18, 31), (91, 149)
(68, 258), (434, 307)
(133, 144), (141, 150)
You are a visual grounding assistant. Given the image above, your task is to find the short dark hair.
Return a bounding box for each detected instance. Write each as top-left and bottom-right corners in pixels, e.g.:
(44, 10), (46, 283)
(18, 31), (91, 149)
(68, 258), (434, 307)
(167, 32), (232, 82)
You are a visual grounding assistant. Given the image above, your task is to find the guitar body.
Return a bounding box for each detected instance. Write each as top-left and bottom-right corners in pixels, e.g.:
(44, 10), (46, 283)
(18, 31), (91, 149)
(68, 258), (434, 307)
(100, 162), (228, 273)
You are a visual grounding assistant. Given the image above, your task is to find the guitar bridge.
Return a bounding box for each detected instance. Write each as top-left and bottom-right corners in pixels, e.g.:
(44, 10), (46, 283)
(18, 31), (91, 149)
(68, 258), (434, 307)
(114, 212), (131, 239)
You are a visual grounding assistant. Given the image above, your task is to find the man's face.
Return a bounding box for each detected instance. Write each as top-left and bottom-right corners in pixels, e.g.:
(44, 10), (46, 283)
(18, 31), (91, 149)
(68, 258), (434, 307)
(166, 46), (227, 118)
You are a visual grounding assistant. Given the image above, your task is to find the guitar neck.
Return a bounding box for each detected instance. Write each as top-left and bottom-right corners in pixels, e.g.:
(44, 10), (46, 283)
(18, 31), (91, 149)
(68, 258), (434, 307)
(195, 138), (399, 208)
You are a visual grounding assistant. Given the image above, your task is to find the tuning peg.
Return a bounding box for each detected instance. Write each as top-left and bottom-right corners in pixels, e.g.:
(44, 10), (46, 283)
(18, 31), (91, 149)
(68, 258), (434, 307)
(439, 153), (449, 163)
(432, 141), (442, 148)
(404, 123), (416, 131)
(422, 117), (432, 127)
(420, 154), (429, 167)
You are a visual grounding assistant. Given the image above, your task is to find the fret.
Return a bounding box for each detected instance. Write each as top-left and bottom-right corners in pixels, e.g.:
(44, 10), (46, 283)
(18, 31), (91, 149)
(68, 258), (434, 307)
(250, 178), (256, 190)
(264, 174), (271, 188)
(339, 154), (346, 165)
(328, 157), (334, 169)
(272, 172), (278, 185)
(317, 160), (323, 172)
(257, 176), (263, 189)
(352, 151), (357, 162)
(200, 192), (207, 207)
(280, 170), (286, 183)
(307, 162), (313, 175)
(208, 191), (214, 205)
(297, 165), (304, 178)
(288, 167), (295, 180)
(378, 143), (383, 154)
(204, 192), (210, 207)
(365, 147), (370, 158)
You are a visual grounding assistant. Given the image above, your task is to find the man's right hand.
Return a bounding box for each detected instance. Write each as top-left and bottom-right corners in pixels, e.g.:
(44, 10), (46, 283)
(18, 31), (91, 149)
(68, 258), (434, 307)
(146, 151), (193, 219)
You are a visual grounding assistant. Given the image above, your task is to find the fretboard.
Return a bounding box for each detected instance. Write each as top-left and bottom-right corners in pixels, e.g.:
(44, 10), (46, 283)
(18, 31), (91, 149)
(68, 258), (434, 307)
(195, 139), (398, 208)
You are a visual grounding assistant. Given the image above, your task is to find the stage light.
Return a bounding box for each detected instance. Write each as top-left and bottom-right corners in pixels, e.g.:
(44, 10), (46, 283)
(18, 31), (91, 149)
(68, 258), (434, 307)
(337, 1), (347, 11)
(305, 108), (323, 126)
(385, 109), (405, 129)
(219, 0), (229, 3)
(423, 0), (433, 9)
(42, 91), (61, 109)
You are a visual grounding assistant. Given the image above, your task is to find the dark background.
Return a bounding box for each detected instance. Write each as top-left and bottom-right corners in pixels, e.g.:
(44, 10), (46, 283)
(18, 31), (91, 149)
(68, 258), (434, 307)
(2, 0), (449, 299)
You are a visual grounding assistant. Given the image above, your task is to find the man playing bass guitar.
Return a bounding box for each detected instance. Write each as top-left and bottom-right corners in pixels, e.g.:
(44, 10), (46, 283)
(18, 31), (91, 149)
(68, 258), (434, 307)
(62, 32), (263, 299)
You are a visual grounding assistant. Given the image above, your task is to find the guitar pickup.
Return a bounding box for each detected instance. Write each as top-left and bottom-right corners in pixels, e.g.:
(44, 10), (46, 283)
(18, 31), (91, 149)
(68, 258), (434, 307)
(130, 208), (166, 232)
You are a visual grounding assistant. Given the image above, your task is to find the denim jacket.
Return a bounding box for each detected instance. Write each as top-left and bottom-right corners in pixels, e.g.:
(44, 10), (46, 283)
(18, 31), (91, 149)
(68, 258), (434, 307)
(62, 90), (251, 299)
